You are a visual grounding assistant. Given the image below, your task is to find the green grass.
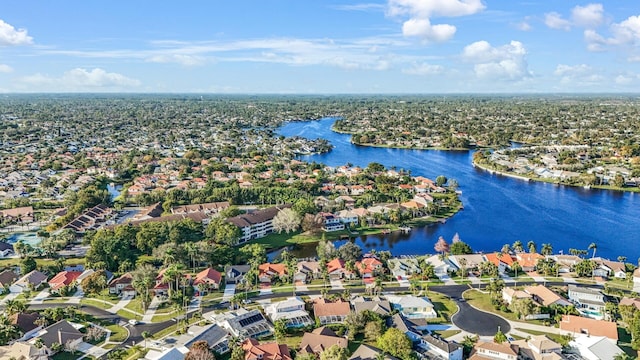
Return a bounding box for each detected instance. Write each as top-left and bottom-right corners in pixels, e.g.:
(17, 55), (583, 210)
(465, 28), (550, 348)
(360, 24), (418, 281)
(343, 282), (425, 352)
(617, 327), (638, 357)
(124, 298), (144, 313)
(116, 309), (137, 320)
(0, 257), (85, 268)
(515, 328), (569, 345)
(106, 324), (129, 343)
(80, 298), (116, 309)
(427, 291), (458, 323)
(432, 329), (461, 338)
(242, 231), (320, 250)
(463, 289), (522, 322)
(51, 351), (89, 360)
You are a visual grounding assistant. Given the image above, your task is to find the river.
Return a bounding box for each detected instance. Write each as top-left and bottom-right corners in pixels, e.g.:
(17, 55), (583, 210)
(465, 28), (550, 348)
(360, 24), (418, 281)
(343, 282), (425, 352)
(278, 118), (640, 262)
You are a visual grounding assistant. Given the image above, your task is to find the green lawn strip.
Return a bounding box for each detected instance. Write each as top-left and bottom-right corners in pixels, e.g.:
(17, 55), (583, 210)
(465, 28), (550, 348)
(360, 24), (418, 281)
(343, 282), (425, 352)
(124, 298), (144, 314)
(463, 289), (523, 322)
(432, 329), (461, 339)
(80, 298), (117, 309)
(426, 291), (458, 323)
(106, 324), (129, 343)
(0, 257), (85, 269)
(116, 309), (136, 320)
(152, 312), (180, 323)
(514, 328), (569, 345)
(51, 351), (90, 360)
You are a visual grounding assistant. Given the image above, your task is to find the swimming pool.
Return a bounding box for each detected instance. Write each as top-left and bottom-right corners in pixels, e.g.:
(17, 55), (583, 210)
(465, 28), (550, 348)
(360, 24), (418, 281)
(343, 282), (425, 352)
(5, 232), (42, 246)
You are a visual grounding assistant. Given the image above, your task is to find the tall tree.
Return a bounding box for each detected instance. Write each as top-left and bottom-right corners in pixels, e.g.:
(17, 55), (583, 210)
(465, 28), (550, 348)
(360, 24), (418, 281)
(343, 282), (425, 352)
(434, 236), (449, 255)
(588, 242), (597, 258)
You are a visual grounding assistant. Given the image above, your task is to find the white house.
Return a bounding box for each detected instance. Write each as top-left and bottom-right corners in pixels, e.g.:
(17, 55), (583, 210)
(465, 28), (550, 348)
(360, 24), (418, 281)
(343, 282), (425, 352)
(263, 297), (313, 328)
(335, 210), (358, 225)
(569, 335), (624, 360)
(387, 295), (437, 319)
(419, 335), (463, 360)
(568, 284), (605, 319)
(634, 268), (640, 293)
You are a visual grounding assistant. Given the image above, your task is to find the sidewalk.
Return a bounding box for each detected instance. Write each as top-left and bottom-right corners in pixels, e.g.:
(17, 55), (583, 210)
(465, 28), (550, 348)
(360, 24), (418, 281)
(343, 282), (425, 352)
(66, 289), (84, 304)
(107, 296), (132, 314)
(30, 289), (50, 304)
(142, 296), (162, 322)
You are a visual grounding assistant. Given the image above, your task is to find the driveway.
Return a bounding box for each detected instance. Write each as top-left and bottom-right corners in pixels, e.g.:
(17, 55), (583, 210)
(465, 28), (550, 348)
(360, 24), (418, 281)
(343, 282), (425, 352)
(223, 283), (236, 300)
(76, 341), (108, 358)
(330, 279), (344, 290)
(30, 289), (50, 304)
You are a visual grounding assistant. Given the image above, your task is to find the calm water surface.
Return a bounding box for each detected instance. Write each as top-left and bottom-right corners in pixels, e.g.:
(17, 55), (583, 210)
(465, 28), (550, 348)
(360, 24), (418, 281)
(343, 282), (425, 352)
(278, 118), (640, 261)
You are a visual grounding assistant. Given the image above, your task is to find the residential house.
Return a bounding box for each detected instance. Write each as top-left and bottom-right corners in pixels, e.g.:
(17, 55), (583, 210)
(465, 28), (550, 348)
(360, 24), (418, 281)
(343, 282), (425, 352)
(241, 338), (292, 360)
(619, 297), (640, 311)
(355, 257), (383, 281)
(0, 242), (15, 258)
(351, 296), (393, 316)
(299, 327), (348, 356)
(516, 253), (545, 272)
(177, 323), (230, 355)
(10, 270), (47, 293)
(313, 298), (351, 325)
(559, 315), (618, 341)
(109, 272), (135, 297)
(319, 212), (345, 232)
(388, 295), (437, 319)
(171, 201), (230, 216)
(592, 258), (627, 279)
(568, 335), (624, 360)
(419, 335), (463, 360)
(469, 342), (519, 360)
(193, 267), (223, 293)
(326, 258), (354, 280)
(32, 320), (84, 352)
(448, 254), (485, 273)
(567, 284), (606, 318)
(336, 210), (359, 226)
(388, 257), (421, 280)
(552, 255), (582, 273)
(634, 268), (640, 293)
(10, 312), (43, 341)
(314, 196), (331, 208)
(386, 313), (425, 344)
(349, 344), (399, 360)
(0, 206), (34, 223)
(48, 271), (82, 294)
(258, 263), (287, 284)
(0, 269), (18, 292)
(502, 287), (532, 305)
(484, 253), (515, 274)
(334, 195), (355, 208)
(295, 260), (321, 284)
(424, 255), (454, 277)
(215, 308), (274, 338)
(76, 269), (114, 291)
(264, 297), (313, 328)
(132, 202), (164, 221)
(226, 265), (251, 284)
(512, 335), (563, 360)
(62, 203), (112, 233)
(143, 347), (188, 360)
(523, 285), (571, 307)
(0, 342), (49, 360)
(227, 204), (292, 243)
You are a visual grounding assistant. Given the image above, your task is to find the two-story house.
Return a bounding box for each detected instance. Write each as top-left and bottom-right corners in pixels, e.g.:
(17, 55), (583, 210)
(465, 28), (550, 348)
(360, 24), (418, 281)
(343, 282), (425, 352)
(567, 284), (606, 319)
(264, 297), (313, 328)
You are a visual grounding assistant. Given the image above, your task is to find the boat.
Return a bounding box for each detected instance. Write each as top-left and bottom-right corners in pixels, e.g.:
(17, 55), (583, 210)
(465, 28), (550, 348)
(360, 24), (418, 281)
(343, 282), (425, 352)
(399, 225), (411, 233)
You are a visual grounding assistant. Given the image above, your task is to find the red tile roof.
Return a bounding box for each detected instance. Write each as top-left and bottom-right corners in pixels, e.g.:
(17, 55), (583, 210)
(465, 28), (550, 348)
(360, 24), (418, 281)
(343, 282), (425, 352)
(48, 271), (82, 291)
(559, 315), (618, 340)
(194, 267), (222, 286)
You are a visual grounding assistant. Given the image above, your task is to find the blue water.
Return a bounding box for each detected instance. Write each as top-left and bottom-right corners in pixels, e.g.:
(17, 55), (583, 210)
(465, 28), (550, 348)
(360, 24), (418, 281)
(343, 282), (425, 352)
(278, 118), (640, 261)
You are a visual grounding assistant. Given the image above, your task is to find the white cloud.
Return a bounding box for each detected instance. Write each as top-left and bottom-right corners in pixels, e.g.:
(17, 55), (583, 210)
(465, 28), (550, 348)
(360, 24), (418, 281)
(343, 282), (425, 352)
(554, 64), (591, 76)
(19, 68), (141, 91)
(554, 64), (604, 85)
(402, 62), (444, 75)
(332, 3), (385, 12)
(387, 0), (485, 42)
(584, 15), (640, 52)
(402, 18), (456, 42)
(0, 19), (32, 46)
(462, 40), (530, 80)
(146, 54), (206, 66)
(571, 3), (604, 28)
(615, 74), (638, 85)
(516, 21), (532, 32)
(0, 64), (12, 73)
(544, 12), (571, 31)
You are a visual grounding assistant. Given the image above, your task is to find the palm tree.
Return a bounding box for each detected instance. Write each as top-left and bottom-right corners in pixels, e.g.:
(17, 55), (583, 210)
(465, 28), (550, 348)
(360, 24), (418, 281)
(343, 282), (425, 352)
(588, 243), (597, 258)
(527, 241), (537, 254)
(541, 243), (553, 256)
(141, 331), (152, 349)
(4, 299), (27, 315)
(512, 240), (524, 253)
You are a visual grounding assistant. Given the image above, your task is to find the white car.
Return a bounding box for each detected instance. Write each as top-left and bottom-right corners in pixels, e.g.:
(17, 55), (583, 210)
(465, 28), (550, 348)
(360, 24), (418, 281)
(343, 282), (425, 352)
(128, 319), (139, 326)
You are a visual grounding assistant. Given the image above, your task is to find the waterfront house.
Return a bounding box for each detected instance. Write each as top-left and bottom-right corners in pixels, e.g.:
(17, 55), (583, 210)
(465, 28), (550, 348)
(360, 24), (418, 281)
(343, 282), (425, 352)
(448, 254), (485, 272)
(634, 268), (640, 293)
(313, 298), (351, 325)
(355, 257), (383, 280)
(214, 308), (274, 339)
(193, 267), (223, 293)
(388, 257), (421, 280)
(10, 270), (47, 293)
(226, 265), (251, 284)
(319, 212), (345, 232)
(484, 252), (515, 274)
(592, 258), (627, 279)
(0, 242), (15, 258)
(299, 327), (348, 357)
(242, 338), (292, 360)
(516, 253), (545, 272)
(619, 297), (640, 311)
(559, 315), (618, 341)
(48, 270), (82, 294)
(226, 204), (292, 243)
(263, 297), (313, 328)
(567, 284), (606, 319)
(326, 258), (354, 280)
(258, 263), (287, 283)
(336, 209), (359, 225)
(551, 255), (582, 273)
(295, 260), (321, 284)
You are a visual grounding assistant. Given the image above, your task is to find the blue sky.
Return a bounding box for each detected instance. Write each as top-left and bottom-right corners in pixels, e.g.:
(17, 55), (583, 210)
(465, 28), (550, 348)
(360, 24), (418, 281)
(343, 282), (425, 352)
(0, 0), (639, 93)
